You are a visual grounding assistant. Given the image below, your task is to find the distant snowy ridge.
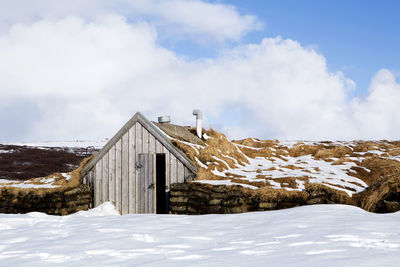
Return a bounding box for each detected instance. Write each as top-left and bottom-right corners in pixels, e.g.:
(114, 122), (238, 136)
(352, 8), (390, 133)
(5, 140), (108, 149)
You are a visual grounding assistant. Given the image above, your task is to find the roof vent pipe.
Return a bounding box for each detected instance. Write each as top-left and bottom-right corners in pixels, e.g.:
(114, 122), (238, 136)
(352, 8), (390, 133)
(192, 109), (203, 138)
(158, 115), (171, 124)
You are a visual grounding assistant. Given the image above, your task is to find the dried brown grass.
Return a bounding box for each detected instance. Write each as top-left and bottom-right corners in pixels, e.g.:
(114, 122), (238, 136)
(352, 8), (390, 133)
(174, 129), (250, 180)
(288, 144), (322, 157)
(256, 187), (308, 202)
(232, 138), (277, 148)
(168, 126), (400, 212)
(359, 156), (400, 185)
(314, 146), (352, 159)
(230, 178), (269, 188)
(355, 174), (400, 212)
(388, 148), (400, 156)
(273, 177), (300, 189)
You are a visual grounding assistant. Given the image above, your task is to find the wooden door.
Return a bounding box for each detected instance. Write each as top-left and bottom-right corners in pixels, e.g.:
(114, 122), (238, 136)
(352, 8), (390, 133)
(138, 153), (155, 213)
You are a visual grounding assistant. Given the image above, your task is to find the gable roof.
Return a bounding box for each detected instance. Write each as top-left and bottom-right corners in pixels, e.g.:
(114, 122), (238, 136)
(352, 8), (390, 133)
(81, 112), (198, 177)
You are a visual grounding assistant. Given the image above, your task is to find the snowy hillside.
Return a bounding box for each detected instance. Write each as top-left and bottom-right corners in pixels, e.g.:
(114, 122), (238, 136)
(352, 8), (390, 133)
(0, 203), (399, 266)
(0, 140), (105, 182)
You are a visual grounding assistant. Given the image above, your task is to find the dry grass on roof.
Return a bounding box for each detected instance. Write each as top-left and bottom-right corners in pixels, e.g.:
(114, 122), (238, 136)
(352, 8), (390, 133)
(314, 146), (353, 159)
(173, 128), (249, 179)
(256, 187), (308, 202)
(359, 156), (400, 185)
(354, 174), (400, 212)
(388, 148), (400, 156)
(167, 126), (400, 211)
(231, 138), (278, 148)
(287, 144), (322, 157)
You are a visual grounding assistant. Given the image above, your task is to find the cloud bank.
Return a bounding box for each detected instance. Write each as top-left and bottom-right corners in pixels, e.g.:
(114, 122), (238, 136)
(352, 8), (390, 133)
(0, 2), (398, 141)
(0, 0), (261, 41)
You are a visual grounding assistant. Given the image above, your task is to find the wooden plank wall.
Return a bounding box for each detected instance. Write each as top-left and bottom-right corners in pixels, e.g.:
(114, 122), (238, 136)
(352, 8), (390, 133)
(88, 121), (194, 214)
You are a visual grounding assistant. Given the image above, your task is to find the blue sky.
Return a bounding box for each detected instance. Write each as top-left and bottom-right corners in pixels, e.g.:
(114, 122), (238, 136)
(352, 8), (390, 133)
(0, 0), (399, 141)
(243, 0), (400, 97)
(165, 0), (400, 97)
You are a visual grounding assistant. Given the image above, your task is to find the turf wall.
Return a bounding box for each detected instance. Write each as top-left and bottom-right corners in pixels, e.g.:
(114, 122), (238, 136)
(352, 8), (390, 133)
(169, 182), (354, 215)
(0, 184), (91, 215)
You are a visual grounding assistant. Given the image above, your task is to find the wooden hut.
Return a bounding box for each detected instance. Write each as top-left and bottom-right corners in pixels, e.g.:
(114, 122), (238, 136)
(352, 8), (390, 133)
(81, 112), (198, 214)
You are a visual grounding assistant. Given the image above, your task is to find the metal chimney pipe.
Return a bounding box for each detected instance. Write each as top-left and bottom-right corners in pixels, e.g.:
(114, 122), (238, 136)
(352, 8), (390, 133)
(192, 109), (203, 138)
(158, 115), (170, 124)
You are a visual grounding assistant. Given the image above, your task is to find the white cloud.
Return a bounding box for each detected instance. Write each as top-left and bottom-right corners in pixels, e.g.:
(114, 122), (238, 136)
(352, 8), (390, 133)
(350, 69), (400, 140)
(126, 0), (262, 41)
(0, 0), (261, 42)
(0, 15), (399, 141)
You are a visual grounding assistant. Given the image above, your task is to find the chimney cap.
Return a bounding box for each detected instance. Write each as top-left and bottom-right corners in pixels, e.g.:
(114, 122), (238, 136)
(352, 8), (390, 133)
(158, 115), (171, 124)
(192, 109), (203, 119)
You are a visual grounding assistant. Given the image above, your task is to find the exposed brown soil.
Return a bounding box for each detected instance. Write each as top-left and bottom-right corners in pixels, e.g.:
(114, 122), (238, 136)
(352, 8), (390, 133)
(0, 144), (97, 180)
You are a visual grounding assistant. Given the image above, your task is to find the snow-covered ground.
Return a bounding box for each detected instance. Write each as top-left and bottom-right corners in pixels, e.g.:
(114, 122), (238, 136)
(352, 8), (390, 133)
(0, 203), (399, 266)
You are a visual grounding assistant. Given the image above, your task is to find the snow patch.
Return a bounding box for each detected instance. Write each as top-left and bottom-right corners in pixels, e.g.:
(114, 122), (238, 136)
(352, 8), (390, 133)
(76, 202), (120, 216)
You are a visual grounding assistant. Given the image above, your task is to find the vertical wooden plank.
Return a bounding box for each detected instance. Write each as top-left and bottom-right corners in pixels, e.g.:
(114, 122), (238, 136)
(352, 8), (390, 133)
(121, 132), (129, 215)
(85, 172), (89, 186)
(184, 167), (188, 182)
(145, 154), (150, 213)
(139, 154), (145, 213)
(90, 170), (94, 188)
(170, 154), (178, 184)
(147, 133), (155, 213)
(184, 167), (194, 182)
(89, 171), (93, 207)
(102, 153), (109, 203)
(94, 160), (102, 207)
(164, 148), (171, 190)
(108, 145), (116, 207)
(149, 134), (155, 154)
(149, 154), (154, 213)
(136, 123), (143, 213)
(155, 140), (162, 153)
(85, 172), (89, 187)
(128, 127), (136, 213)
(115, 139), (122, 214)
(177, 161), (185, 183)
(143, 124), (149, 153)
(142, 154), (147, 213)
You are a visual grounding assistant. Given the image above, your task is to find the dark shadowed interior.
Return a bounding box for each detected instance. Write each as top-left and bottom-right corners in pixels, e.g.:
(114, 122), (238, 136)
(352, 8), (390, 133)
(156, 153), (167, 214)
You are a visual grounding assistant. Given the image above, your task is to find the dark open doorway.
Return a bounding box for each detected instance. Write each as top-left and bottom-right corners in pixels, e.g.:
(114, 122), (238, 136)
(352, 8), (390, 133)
(156, 153), (168, 214)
